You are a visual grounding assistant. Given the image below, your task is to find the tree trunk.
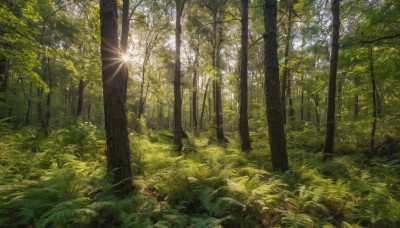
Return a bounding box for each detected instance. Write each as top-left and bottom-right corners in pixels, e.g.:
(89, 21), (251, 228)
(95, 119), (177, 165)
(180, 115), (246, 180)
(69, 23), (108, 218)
(287, 69), (295, 122)
(263, 0), (289, 171)
(137, 49), (147, 120)
(281, 9), (292, 125)
(239, 0), (251, 152)
(43, 59), (52, 137)
(215, 29), (226, 141)
(370, 46), (377, 157)
(100, 0), (132, 190)
(87, 99), (91, 121)
(173, 0), (186, 151)
(76, 76), (84, 117)
(354, 76), (360, 118)
(192, 39), (199, 131)
(315, 89), (320, 130)
(0, 59), (9, 93)
(25, 82), (33, 124)
(301, 74), (304, 120)
(337, 72), (343, 119)
(323, 0), (340, 156)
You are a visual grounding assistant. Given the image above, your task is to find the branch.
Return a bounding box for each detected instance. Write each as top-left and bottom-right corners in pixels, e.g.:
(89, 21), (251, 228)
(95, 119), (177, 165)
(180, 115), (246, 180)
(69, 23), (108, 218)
(129, 0), (145, 20)
(359, 34), (400, 44)
(248, 36), (263, 50)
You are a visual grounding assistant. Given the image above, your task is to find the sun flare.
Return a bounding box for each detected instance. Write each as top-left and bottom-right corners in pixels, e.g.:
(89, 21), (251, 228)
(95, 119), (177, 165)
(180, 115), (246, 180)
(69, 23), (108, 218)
(121, 54), (130, 62)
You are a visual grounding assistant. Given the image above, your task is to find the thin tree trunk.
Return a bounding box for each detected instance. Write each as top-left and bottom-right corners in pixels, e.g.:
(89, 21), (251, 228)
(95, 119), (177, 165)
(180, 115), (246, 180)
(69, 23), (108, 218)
(76, 76), (84, 117)
(100, 0), (132, 191)
(307, 96), (311, 121)
(44, 59), (52, 137)
(354, 76), (360, 118)
(25, 82), (33, 124)
(173, 0), (186, 151)
(281, 9), (292, 125)
(323, 0), (340, 156)
(287, 69), (295, 122)
(0, 59), (9, 93)
(301, 74), (304, 120)
(192, 37), (199, 131)
(263, 0), (289, 171)
(138, 48), (148, 119)
(239, 0), (251, 151)
(87, 99), (91, 121)
(315, 77), (320, 130)
(337, 72), (343, 119)
(370, 46), (377, 157)
(215, 28), (226, 141)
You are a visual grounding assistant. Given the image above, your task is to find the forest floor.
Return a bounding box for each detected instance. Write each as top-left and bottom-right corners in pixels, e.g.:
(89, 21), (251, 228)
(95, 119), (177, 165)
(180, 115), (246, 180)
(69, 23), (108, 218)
(0, 121), (400, 227)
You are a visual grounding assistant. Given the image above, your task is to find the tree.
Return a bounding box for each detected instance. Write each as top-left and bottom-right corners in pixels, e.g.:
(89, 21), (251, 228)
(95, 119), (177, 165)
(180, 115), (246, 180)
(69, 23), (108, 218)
(280, 0), (293, 125)
(239, 0), (251, 152)
(174, 0), (187, 151)
(323, 0), (340, 156)
(100, 0), (132, 191)
(263, 0), (289, 171)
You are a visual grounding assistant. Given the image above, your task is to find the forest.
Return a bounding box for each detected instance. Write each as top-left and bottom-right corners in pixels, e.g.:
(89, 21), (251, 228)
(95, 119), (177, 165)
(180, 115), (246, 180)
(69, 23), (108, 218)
(0, 0), (399, 227)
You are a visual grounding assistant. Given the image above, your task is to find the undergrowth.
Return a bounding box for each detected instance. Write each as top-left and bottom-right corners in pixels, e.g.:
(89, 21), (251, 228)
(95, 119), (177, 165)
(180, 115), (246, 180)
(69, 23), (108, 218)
(1, 121), (399, 227)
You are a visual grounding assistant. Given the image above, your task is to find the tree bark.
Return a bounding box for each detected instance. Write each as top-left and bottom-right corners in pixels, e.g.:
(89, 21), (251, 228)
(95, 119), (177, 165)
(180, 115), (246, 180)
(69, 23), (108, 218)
(76, 76), (84, 117)
(263, 0), (289, 171)
(100, 0), (132, 190)
(25, 82), (33, 124)
(173, 0), (186, 151)
(323, 0), (340, 156)
(354, 76), (360, 118)
(287, 69), (295, 122)
(192, 37), (199, 130)
(370, 46), (377, 157)
(337, 72), (343, 119)
(137, 47), (148, 120)
(281, 9), (292, 125)
(301, 74), (304, 120)
(0, 59), (9, 93)
(43, 59), (52, 137)
(239, 0), (251, 152)
(215, 28), (225, 141)
(87, 99), (91, 121)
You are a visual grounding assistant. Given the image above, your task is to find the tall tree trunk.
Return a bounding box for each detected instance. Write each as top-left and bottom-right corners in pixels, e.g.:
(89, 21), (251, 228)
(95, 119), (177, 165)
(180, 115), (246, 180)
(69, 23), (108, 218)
(87, 99), (91, 121)
(76, 76), (84, 117)
(208, 96), (211, 122)
(263, 0), (289, 171)
(43, 60), (52, 137)
(0, 59), (9, 93)
(287, 69), (295, 122)
(337, 72), (343, 119)
(192, 38), (199, 130)
(354, 76), (360, 118)
(370, 46), (377, 157)
(307, 97), (311, 121)
(43, 59), (52, 137)
(281, 9), (292, 125)
(173, 0), (186, 151)
(138, 48), (148, 120)
(25, 82), (33, 124)
(215, 28), (226, 141)
(315, 77), (320, 130)
(323, 0), (340, 156)
(239, 0), (251, 151)
(301, 74), (304, 120)
(100, 0), (132, 190)
(37, 57), (47, 127)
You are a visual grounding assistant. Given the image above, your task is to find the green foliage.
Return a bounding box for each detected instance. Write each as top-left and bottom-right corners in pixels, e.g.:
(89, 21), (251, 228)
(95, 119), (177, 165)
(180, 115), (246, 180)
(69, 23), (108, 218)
(1, 126), (400, 227)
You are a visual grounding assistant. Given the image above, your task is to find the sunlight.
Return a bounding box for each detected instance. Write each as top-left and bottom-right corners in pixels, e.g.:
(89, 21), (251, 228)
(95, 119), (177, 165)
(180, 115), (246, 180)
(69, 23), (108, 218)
(122, 54), (130, 62)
